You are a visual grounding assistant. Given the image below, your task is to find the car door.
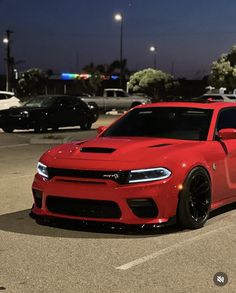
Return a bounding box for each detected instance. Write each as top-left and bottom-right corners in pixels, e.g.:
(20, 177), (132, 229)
(104, 90), (131, 111)
(52, 96), (76, 127)
(216, 108), (236, 190)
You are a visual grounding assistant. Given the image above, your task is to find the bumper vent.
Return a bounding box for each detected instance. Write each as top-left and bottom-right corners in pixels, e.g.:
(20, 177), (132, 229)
(127, 198), (158, 218)
(46, 196), (121, 219)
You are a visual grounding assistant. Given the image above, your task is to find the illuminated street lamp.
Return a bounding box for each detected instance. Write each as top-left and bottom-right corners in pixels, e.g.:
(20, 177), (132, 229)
(114, 13), (124, 87)
(3, 37), (9, 44)
(149, 45), (157, 69)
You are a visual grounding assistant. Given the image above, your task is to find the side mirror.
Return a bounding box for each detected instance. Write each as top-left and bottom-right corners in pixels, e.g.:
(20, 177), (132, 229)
(97, 126), (107, 134)
(218, 128), (236, 140)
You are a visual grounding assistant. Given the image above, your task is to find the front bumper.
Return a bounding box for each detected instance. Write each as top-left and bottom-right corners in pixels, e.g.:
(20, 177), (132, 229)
(31, 173), (179, 226)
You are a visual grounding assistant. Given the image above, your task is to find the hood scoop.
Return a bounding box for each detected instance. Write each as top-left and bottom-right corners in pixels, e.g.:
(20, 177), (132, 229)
(80, 147), (116, 153)
(148, 143), (172, 148)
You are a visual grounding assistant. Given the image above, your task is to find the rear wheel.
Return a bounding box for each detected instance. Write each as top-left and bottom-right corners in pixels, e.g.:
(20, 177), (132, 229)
(177, 167), (211, 229)
(2, 127), (14, 133)
(80, 121), (92, 130)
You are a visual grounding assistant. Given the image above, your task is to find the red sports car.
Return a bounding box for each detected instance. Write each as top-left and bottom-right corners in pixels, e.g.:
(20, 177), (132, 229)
(31, 102), (236, 229)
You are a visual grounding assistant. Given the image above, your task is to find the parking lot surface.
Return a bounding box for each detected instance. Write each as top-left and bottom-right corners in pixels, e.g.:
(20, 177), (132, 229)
(0, 115), (235, 293)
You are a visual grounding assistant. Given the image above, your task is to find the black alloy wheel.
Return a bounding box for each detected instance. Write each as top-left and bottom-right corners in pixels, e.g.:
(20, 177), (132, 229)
(80, 121), (92, 130)
(177, 167), (211, 229)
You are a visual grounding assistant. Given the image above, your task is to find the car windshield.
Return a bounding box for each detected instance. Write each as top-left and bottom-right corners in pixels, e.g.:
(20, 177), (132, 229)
(24, 96), (57, 107)
(103, 107), (213, 140)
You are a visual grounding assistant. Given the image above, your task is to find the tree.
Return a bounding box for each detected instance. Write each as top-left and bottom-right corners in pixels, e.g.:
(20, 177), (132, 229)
(128, 68), (178, 99)
(82, 60), (130, 93)
(17, 68), (47, 99)
(208, 45), (236, 91)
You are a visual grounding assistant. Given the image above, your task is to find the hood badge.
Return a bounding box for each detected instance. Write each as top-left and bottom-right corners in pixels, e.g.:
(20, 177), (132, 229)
(103, 173), (119, 180)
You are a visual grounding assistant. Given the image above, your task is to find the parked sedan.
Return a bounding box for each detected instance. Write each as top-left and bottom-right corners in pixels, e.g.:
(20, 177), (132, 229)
(0, 95), (99, 133)
(0, 91), (21, 110)
(31, 102), (236, 230)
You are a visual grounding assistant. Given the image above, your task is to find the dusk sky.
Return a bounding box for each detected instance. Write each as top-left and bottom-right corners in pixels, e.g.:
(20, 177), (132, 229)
(1, 0), (236, 79)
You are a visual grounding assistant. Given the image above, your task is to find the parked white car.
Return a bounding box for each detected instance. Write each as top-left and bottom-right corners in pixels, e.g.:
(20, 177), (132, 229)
(0, 91), (21, 110)
(202, 94), (236, 102)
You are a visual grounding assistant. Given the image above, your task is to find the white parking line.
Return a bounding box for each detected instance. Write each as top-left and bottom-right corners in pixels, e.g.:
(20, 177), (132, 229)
(0, 143), (29, 148)
(115, 224), (234, 270)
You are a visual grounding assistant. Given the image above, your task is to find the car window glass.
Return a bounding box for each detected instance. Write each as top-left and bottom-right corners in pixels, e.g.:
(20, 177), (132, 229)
(0, 94), (7, 100)
(117, 91), (126, 97)
(106, 91), (114, 97)
(55, 97), (78, 108)
(217, 108), (236, 130)
(24, 96), (56, 107)
(103, 107), (213, 141)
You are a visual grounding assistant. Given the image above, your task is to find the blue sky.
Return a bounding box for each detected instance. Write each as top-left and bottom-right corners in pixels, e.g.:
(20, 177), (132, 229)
(1, 0), (236, 78)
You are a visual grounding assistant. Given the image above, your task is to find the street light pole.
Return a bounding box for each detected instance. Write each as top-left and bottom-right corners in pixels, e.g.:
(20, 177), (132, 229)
(114, 13), (124, 88)
(3, 30), (14, 91)
(149, 45), (157, 69)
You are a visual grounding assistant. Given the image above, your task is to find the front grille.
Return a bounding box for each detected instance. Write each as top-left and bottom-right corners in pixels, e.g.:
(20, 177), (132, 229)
(47, 167), (129, 184)
(46, 196), (121, 219)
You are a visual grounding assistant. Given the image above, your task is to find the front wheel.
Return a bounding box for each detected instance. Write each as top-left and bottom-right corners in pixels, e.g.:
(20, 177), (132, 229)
(177, 167), (211, 229)
(2, 127), (14, 133)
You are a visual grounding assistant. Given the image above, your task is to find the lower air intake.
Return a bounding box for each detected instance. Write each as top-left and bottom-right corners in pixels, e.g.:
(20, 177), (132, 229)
(46, 196), (121, 219)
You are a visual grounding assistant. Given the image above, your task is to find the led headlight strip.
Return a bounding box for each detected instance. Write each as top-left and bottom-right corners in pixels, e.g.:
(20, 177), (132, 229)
(128, 167), (171, 183)
(37, 162), (49, 178)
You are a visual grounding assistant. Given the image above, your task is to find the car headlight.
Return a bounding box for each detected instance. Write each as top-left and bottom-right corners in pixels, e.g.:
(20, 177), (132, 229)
(22, 110), (29, 118)
(37, 162), (49, 178)
(128, 167), (171, 183)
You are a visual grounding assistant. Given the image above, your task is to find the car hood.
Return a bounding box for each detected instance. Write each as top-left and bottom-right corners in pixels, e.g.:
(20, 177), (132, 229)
(0, 106), (48, 114)
(43, 137), (203, 170)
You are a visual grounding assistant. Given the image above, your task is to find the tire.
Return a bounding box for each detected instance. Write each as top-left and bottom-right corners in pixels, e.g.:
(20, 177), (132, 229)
(34, 126), (48, 133)
(52, 126), (59, 131)
(177, 167), (211, 229)
(2, 127), (14, 133)
(80, 121), (92, 130)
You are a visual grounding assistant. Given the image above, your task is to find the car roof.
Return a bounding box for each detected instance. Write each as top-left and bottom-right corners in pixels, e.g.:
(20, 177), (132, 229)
(0, 91), (15, 95)
(137, 101), (236, 111)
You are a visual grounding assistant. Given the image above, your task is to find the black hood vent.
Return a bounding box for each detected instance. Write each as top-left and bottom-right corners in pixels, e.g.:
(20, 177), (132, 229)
(80, 147), (116, 153)
(148, 144), (171, 148)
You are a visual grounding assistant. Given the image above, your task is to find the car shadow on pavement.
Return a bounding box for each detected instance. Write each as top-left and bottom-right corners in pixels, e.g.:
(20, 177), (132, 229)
(0, 203), (234, 239)
(209, 202), (236, 219)
(0, 209), (181, 239)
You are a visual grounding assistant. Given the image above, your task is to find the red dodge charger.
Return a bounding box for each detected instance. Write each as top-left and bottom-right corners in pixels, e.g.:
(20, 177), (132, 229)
(31, 102), (236, 229)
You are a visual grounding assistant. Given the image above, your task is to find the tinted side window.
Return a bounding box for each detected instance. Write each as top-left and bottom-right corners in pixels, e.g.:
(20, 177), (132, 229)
(55, 97), (76, 108)
(217, 108), (236, 130)
(106, 91), (114, 97)
(0, 94), (7, 100)
(117, 91), (126, 97)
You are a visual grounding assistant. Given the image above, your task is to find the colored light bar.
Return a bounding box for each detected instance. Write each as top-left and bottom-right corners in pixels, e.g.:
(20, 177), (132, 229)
(61, 73), (120, 80)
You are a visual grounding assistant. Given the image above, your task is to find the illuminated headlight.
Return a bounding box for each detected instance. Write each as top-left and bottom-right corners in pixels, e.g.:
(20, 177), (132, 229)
(37, 162), (49, 178)
(22, 110), (29, 118)
(128, 167), (171, 183)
